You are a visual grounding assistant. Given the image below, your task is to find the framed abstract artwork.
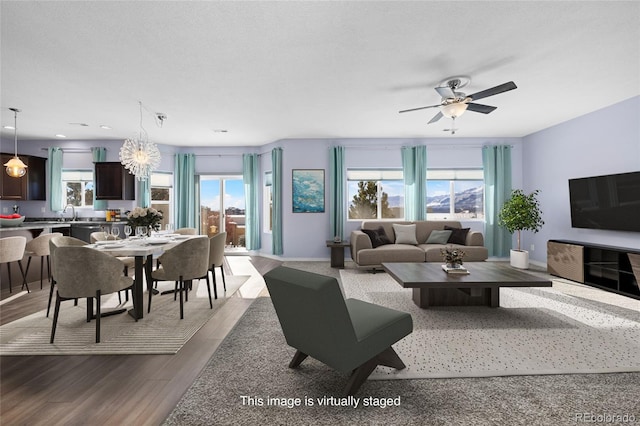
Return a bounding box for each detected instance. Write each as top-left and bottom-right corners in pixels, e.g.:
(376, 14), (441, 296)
(292, 169), (325, 213)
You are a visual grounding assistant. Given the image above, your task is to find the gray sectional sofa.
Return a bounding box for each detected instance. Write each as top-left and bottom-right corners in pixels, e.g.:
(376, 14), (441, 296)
(350, 220), (488, 269)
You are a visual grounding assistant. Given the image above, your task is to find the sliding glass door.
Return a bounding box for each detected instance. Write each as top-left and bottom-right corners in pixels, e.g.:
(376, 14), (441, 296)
(200, 175), (246, 248)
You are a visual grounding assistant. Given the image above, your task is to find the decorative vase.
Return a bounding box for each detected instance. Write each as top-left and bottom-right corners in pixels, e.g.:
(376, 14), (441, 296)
(510, 249), (529, 269)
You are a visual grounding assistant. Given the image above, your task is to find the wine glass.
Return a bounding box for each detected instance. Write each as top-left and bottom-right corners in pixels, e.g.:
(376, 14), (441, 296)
(124, 225), (132, 239)
(136, 226), (147, 239)
(165, 223), (174, 233)
(111, 226), (120, 240)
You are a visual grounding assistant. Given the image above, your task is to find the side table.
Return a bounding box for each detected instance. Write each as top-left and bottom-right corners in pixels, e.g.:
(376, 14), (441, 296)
(326, 240), (350, 268)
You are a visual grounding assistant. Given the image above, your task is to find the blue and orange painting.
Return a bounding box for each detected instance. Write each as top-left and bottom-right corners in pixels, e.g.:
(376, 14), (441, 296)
(292, 169), (325, 213)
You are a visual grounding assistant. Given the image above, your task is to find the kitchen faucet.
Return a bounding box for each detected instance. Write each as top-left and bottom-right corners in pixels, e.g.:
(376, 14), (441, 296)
(63, 204), (76, 221)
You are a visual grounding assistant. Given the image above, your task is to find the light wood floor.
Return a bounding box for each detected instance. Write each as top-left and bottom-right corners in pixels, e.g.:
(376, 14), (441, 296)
(0, 256), (282, 426)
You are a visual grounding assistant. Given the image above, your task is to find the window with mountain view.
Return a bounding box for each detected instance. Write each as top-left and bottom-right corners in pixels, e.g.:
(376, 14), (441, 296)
(347, 169), (404, 220)
(426, 169), (484, 220)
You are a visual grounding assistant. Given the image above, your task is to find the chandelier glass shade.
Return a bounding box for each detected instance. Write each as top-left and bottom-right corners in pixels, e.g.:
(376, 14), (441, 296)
(119, 102), (161, 181)
(4, 108), (27, 178)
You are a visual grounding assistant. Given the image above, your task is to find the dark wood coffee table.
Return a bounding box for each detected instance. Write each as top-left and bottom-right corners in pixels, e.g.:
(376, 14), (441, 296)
(382, 262), (552, 308)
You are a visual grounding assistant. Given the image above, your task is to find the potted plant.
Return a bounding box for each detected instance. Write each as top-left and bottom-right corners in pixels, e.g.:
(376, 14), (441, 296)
(498, 189), (544, 269)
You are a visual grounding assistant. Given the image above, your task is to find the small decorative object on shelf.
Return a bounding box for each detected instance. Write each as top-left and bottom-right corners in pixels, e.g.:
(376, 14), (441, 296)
(126, 207), (163, 232)
(441, 264), (470, 275)
(441, 246), (466, 268)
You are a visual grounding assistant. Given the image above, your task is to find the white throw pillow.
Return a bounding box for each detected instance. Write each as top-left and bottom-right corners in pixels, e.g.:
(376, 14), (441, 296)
(393, 224), (418, 245)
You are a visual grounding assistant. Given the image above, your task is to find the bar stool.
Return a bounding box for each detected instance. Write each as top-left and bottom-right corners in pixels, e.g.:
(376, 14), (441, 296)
(23, 232), (63, 290)
(0, 236), (28, 293)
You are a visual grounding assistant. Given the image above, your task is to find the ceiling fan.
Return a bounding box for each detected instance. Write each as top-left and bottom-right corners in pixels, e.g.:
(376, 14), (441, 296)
(399, 76), (517, 129)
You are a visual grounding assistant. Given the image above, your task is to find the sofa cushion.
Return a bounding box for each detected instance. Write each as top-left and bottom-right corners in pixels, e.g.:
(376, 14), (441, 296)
(393, 224), (418, 245)
(357, 244), (426, 266)
(361, 227), (392, 248)
(445, 225), (470, 245)
(425, 229), (452, 244)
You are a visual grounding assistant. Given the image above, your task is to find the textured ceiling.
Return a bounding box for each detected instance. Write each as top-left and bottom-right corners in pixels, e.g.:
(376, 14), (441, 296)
(1, 1), (639, 147)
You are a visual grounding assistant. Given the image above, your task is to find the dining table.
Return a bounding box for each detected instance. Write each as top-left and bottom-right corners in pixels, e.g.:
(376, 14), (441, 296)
(86, 234), (201, 320)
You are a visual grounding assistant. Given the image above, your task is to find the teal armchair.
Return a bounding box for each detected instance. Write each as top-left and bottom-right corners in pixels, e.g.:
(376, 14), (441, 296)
(263, 266), (413, 395)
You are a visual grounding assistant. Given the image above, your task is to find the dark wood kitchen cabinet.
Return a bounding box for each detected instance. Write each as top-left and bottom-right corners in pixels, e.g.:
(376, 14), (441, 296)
(0, 153), (46, 200)
(94, 162), (135, 200)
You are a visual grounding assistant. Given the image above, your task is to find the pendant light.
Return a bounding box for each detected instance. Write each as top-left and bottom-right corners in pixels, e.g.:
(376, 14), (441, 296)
(119, 101), (161, 181)
(4, 108), (28, 178)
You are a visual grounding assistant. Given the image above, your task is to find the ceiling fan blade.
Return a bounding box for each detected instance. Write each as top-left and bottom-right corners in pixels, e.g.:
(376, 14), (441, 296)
(468, 81), (517, 101)
(435, 85), (455, 99)
(398, 104), (440, 113)
(428, 111), (443, 124)
(466, 103), (497, 114)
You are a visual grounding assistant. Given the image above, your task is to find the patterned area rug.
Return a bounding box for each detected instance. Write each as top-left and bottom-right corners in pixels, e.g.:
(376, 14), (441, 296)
(0, 275), (248, 355)
(339, 269), (640, 379)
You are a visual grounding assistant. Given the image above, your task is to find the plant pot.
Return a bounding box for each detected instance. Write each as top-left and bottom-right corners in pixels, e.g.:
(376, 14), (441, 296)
(510, 249), (529, 269)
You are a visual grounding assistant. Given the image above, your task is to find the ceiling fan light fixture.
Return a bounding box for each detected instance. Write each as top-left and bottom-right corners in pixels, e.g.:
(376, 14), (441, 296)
(4, 108), (28, 178)
(440, 102), (468, 118)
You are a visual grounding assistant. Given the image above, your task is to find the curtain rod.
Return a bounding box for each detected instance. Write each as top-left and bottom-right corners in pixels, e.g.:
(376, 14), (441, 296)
(40, 148), (94, 153)
(342, 143), (514, 149)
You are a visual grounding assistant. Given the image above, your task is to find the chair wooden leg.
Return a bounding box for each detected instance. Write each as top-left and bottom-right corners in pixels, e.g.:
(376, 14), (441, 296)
(50, 292), (62, 344)
(211, 268), (218, 299)
(95, 290), (101, 343)
(205, 273), (213, 308)
(343, 347), (406, 396)
(148, 279), (154, 314)
(288, 350), (309, 368)
(46, 279), (56, 317)
(40, 256), (45, 289)
(178, 277), (184, 320)
(47, 255), (51, 283)
(219, 265), (226, 291)
(18, 260), (29, 292)
(7, 263), (12, 293)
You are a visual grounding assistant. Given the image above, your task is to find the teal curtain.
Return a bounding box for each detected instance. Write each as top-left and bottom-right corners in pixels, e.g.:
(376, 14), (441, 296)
(482, 145), (512, 257)
(329, 146), (345, 240)
(242, 154), (260, 250)
(174, 153), (196, 228)
(401, 145), (427, 221)
(271, 148), (283, 255)
(91, 147), (107, 211)
(48, 147), (64, 212)
(139, 178), (150, 208)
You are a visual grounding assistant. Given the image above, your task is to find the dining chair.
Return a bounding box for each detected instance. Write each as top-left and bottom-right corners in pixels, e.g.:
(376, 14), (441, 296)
(50, 246), (134, 343)
(90, 231), (135, 303)
(23, 232), (62, 290)
(174, 227), (197, 235)
(206, 232), (227, 299)
(0, 236), (27, 293)
(48, 236), (87, 317)
(150, 237), (210, 319)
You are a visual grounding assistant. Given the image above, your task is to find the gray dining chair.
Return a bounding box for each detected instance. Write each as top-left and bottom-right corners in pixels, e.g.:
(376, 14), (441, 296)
(48, 236), (87, 317)
(263, 266), (413, 395)
(150, 237), (210, 318)
(23, 232), (62, 290)
(0, 236), (27, 293)
(207, 232), (227, 299)
(51, 246), (133, 343)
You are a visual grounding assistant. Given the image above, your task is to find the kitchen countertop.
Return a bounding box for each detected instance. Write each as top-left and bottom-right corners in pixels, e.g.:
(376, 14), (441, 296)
(0, 220), (127, 232)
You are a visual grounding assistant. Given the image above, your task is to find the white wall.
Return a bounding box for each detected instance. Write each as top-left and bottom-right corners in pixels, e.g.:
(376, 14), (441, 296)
(522, 96), (640, 264)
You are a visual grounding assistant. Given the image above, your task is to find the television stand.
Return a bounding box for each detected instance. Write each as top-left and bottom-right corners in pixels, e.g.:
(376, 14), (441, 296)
(547, 240), (640, 299)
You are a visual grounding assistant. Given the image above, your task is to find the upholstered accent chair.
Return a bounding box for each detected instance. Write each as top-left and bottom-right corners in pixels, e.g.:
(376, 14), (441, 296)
(0, 236), (27, 293)
(23, 232), (63, 290)
(50, 246), (133, 343)
(207, 232), (227, 299)
(263, 266), (413, 395)
(174, 227), (197, 235)
(150, 236), (211, 318)
(48, 236), (87, 317)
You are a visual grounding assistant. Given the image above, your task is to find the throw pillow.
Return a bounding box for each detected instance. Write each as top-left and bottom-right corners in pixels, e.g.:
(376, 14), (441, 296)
(444, 225), (470, 245)
(362, 227), (392, 248)
(425, 229), (453, 244)
(393, 224), (418, 245)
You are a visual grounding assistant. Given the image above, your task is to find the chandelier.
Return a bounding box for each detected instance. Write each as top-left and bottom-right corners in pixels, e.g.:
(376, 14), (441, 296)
(119, 101), (161, 181)
(4, 108), (28, 178)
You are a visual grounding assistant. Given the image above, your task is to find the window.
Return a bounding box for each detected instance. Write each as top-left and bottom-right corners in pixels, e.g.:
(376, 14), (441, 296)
(62, 170), (94, 207)
(426, 169), (484, 220)
(150, 172), (173, 229)
(347, 169), (404, 220)
(263, 171), (273, 232)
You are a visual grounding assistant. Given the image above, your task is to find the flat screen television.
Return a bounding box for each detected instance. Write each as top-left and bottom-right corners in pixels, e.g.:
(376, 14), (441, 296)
(569, 171), (640, 232)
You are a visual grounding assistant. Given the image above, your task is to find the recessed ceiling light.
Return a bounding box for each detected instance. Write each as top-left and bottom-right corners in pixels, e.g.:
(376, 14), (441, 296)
(213, 129), (228, 133)
(55, 134), (67, 138)
(99, 125), (112, 130)
(3, 125), (15, 130)
(69, 122), (89, 127)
